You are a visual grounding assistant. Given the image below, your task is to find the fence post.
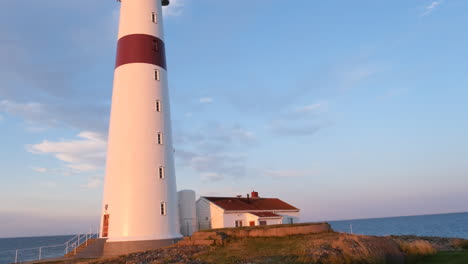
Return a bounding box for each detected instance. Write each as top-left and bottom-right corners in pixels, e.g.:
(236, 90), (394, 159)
(66, 241), (69, 255)
(74, 243), (77, 255)
(86, 232), (88, 246)
(15, 249), (18, 263)
(39, 247), (42, 260)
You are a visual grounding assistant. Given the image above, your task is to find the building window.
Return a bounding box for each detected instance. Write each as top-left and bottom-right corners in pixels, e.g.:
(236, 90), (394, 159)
(154, 69), (160, 81)
(152, 12), (157, 23)
(259, 220), (267, 226)
(157, 132), (163, 144)
(160, 202), (166, 215)
(159, 166), (165, 179)
(235, 220), (243, 227)
(155, 100), (161, 112)
(152, 39), (159, 52)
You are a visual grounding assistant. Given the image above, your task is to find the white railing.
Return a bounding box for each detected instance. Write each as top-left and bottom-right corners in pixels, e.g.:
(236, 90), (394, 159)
(0, 228), (100, 264)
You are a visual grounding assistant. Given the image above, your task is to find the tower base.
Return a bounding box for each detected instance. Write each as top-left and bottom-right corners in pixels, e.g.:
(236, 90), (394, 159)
(102, 238), (182, 257)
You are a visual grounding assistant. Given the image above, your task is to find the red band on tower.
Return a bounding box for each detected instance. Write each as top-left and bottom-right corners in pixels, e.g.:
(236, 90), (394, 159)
(115, 34), (167, 69)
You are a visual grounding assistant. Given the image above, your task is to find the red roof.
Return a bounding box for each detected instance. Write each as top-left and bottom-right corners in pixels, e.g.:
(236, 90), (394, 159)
(249, 212), (282, 218)
(203, 197), (299, 211)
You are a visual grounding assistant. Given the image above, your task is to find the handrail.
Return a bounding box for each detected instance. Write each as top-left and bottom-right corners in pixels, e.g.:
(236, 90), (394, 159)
(0, 227), (100, 263)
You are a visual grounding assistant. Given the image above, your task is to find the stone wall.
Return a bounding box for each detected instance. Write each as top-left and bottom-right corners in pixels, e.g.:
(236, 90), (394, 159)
(178, 223), (332, 246)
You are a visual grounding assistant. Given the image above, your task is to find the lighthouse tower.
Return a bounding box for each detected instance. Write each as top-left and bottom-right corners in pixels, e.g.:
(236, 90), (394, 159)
(101, 0), (181, 245)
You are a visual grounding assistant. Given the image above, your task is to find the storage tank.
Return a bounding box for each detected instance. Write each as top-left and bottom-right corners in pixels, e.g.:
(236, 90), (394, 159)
(178, 190), (197, 236)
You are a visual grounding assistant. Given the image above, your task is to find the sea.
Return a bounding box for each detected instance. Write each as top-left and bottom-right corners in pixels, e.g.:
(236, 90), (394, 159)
(0, 212), (467, 264)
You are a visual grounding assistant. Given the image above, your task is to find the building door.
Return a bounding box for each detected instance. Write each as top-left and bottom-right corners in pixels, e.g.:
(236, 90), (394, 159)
(235, 220), (243, 227)
(102, 214), (110, 237)
(249, 221), (255, 226)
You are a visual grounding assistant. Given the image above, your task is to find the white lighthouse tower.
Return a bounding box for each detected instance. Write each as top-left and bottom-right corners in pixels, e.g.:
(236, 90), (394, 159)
(100, 0), (181, 248)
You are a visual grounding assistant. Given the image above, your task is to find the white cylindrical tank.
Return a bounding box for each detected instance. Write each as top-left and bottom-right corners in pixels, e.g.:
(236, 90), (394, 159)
(178, 190), (197, 236)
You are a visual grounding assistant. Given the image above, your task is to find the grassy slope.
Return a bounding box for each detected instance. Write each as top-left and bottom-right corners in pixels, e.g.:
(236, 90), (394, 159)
(197, 232), (404, 264)
(412, 251), (468, 264)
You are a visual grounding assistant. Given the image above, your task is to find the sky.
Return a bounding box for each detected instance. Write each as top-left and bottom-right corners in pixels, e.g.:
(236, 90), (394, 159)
(0, 0), (467, 238)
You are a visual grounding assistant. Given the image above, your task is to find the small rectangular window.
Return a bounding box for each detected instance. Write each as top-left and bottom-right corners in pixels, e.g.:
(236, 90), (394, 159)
(157, 132), (163, 145)
(155, 100), (161, 112)
(160, 202), (166, 215)
(159, 166), (165, 179)
(235, 220), (243, 227)
(152, 40), (159, 51)
(154, 70), (160, 81)
(152, 12), (157, 23)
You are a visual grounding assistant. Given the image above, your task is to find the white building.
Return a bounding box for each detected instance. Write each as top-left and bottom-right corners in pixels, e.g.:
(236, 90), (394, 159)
(196, 191), (300, 229)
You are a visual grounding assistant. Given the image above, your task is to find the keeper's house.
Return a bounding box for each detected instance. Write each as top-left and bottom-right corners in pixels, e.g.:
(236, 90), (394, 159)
(196, 191), (300, 229)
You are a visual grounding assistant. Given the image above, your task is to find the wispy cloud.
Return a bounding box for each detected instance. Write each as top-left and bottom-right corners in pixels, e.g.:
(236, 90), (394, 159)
(33, 168), (48, 173)
(262, 170), (314, 178)
(39, 181), (57, 188)
(268, 102), (331, 136)
(199, 97), (214, 104)
(421, 1), (442, 17)
(201, 172), (225, 182)
(28, 132), (107, 173)
(82, 177), (103, 189)
(293, 103), (327, 114)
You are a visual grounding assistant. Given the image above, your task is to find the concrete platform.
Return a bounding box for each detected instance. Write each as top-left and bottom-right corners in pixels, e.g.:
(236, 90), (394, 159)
(102, 238), (181, 257)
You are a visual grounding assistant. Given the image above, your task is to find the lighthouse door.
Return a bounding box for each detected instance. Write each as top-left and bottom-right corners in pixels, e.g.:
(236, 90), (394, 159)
(102, 214), (110, 237)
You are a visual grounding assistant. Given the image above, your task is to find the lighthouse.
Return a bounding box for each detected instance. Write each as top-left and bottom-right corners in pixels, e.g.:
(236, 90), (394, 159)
(100, 0), (181, 247)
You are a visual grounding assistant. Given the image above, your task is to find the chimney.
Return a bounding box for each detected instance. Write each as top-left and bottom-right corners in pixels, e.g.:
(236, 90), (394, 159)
(251, 191), (259, 199)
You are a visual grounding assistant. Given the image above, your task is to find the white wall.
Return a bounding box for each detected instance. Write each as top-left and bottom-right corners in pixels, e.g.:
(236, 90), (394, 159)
(196, 198), (225, 230)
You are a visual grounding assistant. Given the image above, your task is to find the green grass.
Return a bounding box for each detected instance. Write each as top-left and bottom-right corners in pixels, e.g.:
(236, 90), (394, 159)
(411, 251), (468, 264)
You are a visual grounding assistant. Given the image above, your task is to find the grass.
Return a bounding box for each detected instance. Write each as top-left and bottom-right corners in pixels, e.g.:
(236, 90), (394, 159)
(397, 240), (437, 256)
(196, 232), (401, 264)
(411, 250), (468, 264)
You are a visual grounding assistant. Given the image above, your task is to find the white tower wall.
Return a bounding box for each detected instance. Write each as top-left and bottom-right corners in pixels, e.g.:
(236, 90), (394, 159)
(101, 0), (181, 242)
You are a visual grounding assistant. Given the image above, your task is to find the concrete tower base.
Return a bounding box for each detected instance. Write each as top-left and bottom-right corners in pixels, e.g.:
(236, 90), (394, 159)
(102, 238), (182, 257)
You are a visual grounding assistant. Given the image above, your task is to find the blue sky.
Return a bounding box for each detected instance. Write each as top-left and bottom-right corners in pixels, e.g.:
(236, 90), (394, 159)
(0, 0), (467, 237)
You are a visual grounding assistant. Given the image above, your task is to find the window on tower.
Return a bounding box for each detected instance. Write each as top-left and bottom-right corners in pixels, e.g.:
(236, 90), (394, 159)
(160, 202), (166, 215)
(157, 132), (163, 145)
(154, 69), (160, 81)
(159, 166), (165, 179)
(152, 12), (157, 23)
(152, 39), (159, 52)
(156, 100), (161, 112)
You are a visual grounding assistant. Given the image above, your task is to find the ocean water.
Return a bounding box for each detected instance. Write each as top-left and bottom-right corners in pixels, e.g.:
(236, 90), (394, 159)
(0, 235), (74, 264)
(0, 212), (467, 263)
(329, 212), (468, 239)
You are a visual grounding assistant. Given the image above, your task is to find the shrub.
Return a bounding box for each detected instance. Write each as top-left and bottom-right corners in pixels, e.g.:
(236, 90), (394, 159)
(453, 239), (468, 250)
(397, 240), (437, 256)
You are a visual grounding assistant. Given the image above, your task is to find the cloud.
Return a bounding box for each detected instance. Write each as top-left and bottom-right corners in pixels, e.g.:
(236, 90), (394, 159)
(262, 170), (313, 178)
(421, 1), (442, 17)
(0, 100), (109, 133)
(293, 103), (327, 114)
(162, 0), (186, 17)
(82, 177), (103, 189)
(199, 97), (214, 104)
(268, 102), (330, 136)
(34, 168), (48, 173)
(28, 131), (107, 172)
(201, 173), (225, 182)
(39, 181), (57, 188)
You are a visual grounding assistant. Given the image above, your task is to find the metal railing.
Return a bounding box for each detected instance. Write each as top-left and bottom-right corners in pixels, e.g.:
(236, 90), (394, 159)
(0, 228), (99, 264)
